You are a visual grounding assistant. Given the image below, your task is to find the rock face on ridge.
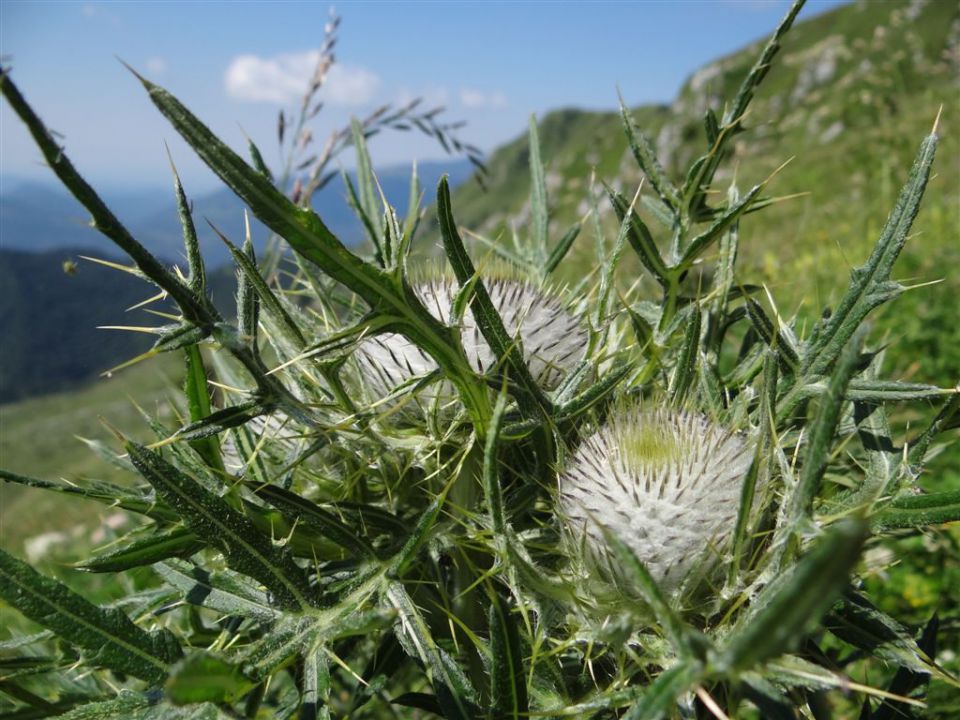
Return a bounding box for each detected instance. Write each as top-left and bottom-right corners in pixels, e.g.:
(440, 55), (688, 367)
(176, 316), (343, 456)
(446, 0), (958, 241)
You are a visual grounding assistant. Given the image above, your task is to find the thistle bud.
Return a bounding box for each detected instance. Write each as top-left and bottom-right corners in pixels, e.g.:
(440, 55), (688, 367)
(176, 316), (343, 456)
(355, 277), (586, 401)
(559, 408), (754, 592)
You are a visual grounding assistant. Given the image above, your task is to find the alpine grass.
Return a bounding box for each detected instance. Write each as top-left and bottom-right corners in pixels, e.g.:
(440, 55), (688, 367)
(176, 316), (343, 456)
(1, 1), (958, 717)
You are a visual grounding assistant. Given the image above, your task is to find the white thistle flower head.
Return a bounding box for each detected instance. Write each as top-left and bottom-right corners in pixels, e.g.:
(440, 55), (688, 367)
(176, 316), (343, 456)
(355, 276), (587, 401)
(558, 407), (755, 592)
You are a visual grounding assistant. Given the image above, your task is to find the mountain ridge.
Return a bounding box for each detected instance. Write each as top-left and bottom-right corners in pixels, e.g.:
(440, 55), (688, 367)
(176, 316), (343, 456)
(1, 158), (474, 265)
(441, 0), (958, 385)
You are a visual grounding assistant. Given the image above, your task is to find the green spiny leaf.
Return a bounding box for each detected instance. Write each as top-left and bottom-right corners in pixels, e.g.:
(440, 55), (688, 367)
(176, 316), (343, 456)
(0, 548), (181, 684)
(826, 593), (953, 681)
(0, 470), (178, 522)
(126, 441), (316, 611)
(351, 118), (385, 250)
(168, 153), (205, 296)
(299, 648), (331, 720)
(236, 234), (259, 344)
(402, 160), (423, 245)
(681, 0), (804, 211)
(670, 303), (701, 406)
(386, 583), (479, 720)
(729, 349), (778, 584)
(720, 518), (868, 672)
(165, 653), (255, 705)
(544, 221), (582, 275)
(620, 96), (680, 212)
(488, 588), (529, 719)
(241, 609), (394, 683)
(745, 299), (800, 372)
(804, 129), (938, 377)
(622, 663), (698, 720)
(247, 136), (273, 182)
(79, 526), (203, 573)
(724, 0), (805, 129)
(870, 490), (960, 530)
(171, 400), (269, 443)
(596, 204), (637, 343)
(483, 384), (510, 542)
(607, 185), (670, 287)
(908, 392), (960, 468)
(528, 115), (549, 260)
(437, 175), (552, 420)
(155, 560), (280, 621)
(874, 614), (943, 720)
(247, 481), (378, 559)
(184, 346), (224, 474)
(678, 182), (764, 271)
(54, 691), (151, 720)
(343, 171), (384, 267)
(597, 522), (692, 658)
(787, 327), (865, 525)
(211, 222), (306, 349)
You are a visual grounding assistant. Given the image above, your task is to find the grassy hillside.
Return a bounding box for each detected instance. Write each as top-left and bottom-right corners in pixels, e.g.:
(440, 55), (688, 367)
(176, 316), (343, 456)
(0, 354), (184, 552)
(444, 0), (960, 389)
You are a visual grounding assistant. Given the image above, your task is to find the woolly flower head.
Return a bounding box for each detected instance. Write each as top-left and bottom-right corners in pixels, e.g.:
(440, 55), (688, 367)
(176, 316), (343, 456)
(355, 277), (587, 401)
(559, 408), (754, 592)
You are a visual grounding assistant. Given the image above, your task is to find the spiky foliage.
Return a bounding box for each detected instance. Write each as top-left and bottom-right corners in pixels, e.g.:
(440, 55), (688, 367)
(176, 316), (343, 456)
(1, 2), (958, 718)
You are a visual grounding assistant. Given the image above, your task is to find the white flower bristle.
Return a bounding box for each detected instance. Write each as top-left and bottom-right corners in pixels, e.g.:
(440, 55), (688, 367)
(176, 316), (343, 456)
(559, 408), (754, 591)
(355, 277), (586, 398)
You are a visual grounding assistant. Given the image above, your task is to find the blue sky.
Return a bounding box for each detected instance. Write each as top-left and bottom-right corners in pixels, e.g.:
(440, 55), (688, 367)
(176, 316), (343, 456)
(1, 0), (846, 193)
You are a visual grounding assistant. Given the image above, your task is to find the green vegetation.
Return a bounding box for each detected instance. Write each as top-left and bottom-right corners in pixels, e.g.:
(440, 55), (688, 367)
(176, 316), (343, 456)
(0, 249), (238, 403)
(447, 0), (960, 391)
(0, 354), (183, 543)
(1, 1), (957, 718)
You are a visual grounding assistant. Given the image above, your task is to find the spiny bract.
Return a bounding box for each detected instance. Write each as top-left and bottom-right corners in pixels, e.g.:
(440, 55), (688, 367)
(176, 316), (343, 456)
(559, 408), (755, 591)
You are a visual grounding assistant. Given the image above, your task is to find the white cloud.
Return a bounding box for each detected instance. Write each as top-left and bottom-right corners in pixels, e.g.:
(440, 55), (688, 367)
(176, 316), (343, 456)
(146, 57), (167, 75)
(81, 2), (121, 25)
(225, 50), (380, 106)
(459, 88), (508, 109)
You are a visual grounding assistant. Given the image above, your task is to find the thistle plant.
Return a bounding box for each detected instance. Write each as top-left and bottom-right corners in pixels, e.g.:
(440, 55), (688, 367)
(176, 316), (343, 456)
(2, 1), (958, 718)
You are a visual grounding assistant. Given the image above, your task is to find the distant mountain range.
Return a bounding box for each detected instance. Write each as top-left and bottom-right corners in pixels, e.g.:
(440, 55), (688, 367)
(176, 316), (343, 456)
(0, 159), (473, 402)
(1, 158), (474, 266)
